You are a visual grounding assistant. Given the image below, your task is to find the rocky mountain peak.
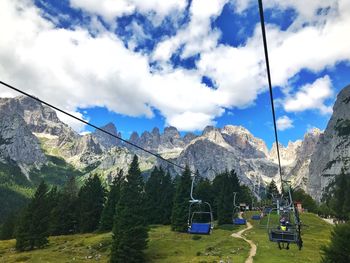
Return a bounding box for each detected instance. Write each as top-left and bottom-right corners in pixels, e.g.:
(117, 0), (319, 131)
(202, 125), (216, 135)
(129, 131), (139, 143)
(0, 96), (77, 138)
(151, 127), (160, 136)
(93, 122), (122, 150)
(163, 126), (180, 138)
(221, 125), (268, 158)
(269, 141), (301, 166)
(101, 122), (118, 134)
(221, 125), (250, 135)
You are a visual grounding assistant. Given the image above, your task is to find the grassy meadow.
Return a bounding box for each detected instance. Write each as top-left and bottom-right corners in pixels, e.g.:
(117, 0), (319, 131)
(0, 213), (333, 262)
(244, 212), (333, 263)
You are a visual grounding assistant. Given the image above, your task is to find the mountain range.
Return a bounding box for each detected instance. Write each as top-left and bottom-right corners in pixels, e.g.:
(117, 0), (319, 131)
(1, 84), (350, 202)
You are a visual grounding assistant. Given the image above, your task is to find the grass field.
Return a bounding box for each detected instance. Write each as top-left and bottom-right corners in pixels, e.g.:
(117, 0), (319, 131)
(244, 212), (333, 263)
(0, 213), (332, 262)
(0, 225), (248, 263)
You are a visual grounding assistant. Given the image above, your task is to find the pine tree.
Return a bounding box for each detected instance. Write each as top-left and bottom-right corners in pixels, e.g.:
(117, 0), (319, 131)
(321, 222), (350, 263)
(78, 175), (105, 233)
(50, 177), (79, 235)
(194, 176), (212, 203)
(16, 181), (51, 251)
(267, 180), (279, 200)
(171, 166), (192, 232)
(99, 170), (123, 232)
(159, 170), (175, 225)
(212, 170), (241, 225)
(110, 155), (148, 263)
(145, 167), (163, 224)
(0, 212), (17, 240)
(145, 167), (175, 225)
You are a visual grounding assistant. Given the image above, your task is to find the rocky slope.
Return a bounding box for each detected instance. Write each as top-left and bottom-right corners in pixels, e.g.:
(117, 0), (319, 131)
(308, 85), (350, 200)
(0, 95), (327, 194)
(0, 110), (46, 176)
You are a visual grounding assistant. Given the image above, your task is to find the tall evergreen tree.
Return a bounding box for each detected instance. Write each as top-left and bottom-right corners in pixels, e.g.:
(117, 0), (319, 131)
(171, 166), (192, 232)
(213, 170), (240, 225)
(267, 180), (279, 200)
(0, 212), (17, 240)
(110, 155), (148, 263)
(159, 171), (175, 225)
(78, 175), (105, 233)
(239, 185), (253, 205)
(321, 222), (350, 263)
(99, 170), (123, 232)
(194, 176), (213, 204)
(16, 181), (51, 251)
(145, 167), (175, 225)
(323, 168), (350, 220)
(50, 177), (79, 235)
(145, 167), (162, 224)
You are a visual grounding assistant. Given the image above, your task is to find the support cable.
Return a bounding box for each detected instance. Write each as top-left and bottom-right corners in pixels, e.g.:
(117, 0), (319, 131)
(257, 0), (284, 194)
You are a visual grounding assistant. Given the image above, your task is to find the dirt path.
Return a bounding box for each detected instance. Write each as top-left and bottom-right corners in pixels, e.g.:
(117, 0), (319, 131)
(231, 215), (257, 263)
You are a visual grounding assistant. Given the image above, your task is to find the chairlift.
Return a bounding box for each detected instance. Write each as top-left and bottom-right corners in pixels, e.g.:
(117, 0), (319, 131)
(232, 192), (247, 225)
(251, 214), (261, 220)
(187, 175), (214, 235)
(266, 188), (303, 250)
(257, 0), (303, 250)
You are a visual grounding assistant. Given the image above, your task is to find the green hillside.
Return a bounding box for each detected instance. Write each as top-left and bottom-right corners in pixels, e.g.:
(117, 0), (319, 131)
(0, 155), (83, 223)
(0, 213), (332, 262)
(245, 212), (332, 263)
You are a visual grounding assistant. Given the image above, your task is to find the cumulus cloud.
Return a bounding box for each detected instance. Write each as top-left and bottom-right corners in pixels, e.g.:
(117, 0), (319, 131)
(1, 0), (350, 133)
(69, 0), (187, 22)
(284, 75), (334, 114)
(277, 116), (294, 131)
(152, 0), (228, 62)
(56, 110), (90, 133)
(0, 0), (225, 131)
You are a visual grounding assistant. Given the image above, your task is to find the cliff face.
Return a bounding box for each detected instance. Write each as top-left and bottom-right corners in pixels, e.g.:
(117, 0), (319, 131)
(308, 85), (350, 200)
(283, 129), (322, 190)
(0, 111), (46, 177)
(0, 96), (77, 137)
(7, 91), (349, 195)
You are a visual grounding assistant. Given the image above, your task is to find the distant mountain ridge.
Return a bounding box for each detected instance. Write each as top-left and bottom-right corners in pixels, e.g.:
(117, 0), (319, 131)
(1, 84), (350, 199)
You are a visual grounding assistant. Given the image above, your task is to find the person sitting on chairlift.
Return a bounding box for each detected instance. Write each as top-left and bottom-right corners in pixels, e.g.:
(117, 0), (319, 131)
(278, 216), (290, 250)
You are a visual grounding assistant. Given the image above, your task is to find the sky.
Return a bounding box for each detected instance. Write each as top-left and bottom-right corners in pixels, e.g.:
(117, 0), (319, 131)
(0, 0), (350, 148)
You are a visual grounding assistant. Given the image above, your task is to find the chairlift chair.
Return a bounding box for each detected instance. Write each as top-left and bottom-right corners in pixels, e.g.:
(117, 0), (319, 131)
(187, 200), (214, 235)
(232, 193), (247, 225)
(187, 175), (214, 235)
(251, 214), (261, 220)
(266, 205), (303, 250)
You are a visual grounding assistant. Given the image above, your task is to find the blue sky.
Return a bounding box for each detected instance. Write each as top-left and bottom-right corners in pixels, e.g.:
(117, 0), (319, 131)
(0, 0), (350, 148)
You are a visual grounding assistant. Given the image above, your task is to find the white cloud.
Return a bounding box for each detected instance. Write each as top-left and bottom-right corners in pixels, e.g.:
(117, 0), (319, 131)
(167, 112), (217, 131)
(1, 0), (350, 133)
(0, 0), (225, 131)
(56, 110), (89, 133)
(277, 116), (294, 131)
(284, 75), (334, 114)
(79, 131), (91, 135)
(306, 125), (323, 134)
(152, 0), (228, 62)
(69, 0), (187, 22)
